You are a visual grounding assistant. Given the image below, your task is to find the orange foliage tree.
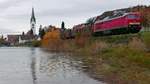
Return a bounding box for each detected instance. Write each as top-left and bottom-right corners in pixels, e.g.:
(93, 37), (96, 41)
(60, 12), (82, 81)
(42, 27), (62, 50)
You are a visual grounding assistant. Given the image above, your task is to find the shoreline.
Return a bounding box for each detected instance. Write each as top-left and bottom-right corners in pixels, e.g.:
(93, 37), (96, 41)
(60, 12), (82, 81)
(42, 32), (150, 84)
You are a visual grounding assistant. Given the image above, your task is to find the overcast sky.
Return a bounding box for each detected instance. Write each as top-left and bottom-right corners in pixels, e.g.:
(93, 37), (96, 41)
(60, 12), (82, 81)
(0, 0), (149, 35)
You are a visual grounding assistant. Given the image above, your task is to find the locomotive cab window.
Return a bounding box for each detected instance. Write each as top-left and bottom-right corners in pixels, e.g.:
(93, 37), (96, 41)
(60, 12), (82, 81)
(127, 14), (140, 19)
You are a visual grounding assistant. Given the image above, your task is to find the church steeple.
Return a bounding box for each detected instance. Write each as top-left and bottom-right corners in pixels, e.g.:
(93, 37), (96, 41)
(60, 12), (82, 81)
(30, 7), (36, 35)
(30, 7), (36, 23)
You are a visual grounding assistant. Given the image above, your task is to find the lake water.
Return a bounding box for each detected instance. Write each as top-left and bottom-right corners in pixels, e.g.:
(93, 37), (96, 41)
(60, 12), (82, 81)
(0, 47), (105, 84)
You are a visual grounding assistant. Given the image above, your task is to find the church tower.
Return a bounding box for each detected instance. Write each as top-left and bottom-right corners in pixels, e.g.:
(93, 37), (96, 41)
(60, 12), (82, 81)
(30, 8), (36, 35)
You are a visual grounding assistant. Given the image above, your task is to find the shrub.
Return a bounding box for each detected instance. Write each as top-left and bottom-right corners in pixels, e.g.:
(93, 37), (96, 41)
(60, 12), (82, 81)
(32, 40), (41, 47)
(141, 32), (150, 49)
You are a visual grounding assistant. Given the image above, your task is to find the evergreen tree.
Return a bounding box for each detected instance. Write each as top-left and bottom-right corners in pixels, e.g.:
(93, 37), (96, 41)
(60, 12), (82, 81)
(30, 29), (33, 35)
(22, 32), (25, 35)
(39, 27), (45, 39)
(39, 25), (42, 36)
(41, 29), (45, 39)
(61, 21), (65, 30)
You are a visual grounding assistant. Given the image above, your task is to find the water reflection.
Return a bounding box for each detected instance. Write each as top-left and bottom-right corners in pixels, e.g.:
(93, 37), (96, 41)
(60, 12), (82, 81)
(30, 48), (37, 84)
(37, 51), (105, 84)
(39, 54), (82, 77)
(0, 47), (105, 84)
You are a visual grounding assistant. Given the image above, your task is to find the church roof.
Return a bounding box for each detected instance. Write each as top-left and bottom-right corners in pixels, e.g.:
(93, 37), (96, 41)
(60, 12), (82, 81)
(20, 35), (36, 40)
(30, 8), (36, 23)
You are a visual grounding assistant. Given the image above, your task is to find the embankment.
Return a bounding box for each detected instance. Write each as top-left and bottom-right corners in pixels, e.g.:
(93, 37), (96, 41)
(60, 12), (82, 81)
(42, 31), (150, 84)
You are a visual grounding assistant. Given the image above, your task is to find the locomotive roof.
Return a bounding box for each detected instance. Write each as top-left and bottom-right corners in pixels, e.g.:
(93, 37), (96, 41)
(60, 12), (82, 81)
(73, 7), (140, 27)
(86, 16), (97, 24)
(95, 12), (140, 23)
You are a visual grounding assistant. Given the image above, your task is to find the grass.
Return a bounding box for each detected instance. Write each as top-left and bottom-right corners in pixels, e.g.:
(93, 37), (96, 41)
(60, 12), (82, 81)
(141, 32), (150, 48)
(72, 32), (150, 84)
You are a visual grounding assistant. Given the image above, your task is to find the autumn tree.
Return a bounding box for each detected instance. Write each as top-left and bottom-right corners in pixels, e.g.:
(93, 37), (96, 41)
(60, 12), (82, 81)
(0, 35), (5, 45)
(42, 27), (61, 49)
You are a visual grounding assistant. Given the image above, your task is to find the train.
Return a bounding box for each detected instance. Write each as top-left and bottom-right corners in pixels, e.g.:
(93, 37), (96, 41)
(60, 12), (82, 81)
(62, 11), (142, 39)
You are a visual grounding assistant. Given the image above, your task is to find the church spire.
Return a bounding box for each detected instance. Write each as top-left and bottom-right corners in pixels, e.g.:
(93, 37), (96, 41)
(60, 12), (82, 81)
(30, 7), (36, 23)
(30, 7), (36, 35)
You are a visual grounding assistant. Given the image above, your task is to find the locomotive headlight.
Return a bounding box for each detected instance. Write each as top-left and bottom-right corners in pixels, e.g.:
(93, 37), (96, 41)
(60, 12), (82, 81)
(129, 22), (140, 25)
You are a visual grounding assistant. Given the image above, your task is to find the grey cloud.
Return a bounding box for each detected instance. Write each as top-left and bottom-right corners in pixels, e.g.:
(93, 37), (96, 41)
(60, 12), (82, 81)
(0, 0), (30, 11)
(0, 28), (15, 34)
(35, 0), (136, 18)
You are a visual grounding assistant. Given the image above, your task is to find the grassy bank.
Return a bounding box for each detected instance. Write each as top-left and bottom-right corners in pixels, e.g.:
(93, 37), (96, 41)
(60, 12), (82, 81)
(42, 32), (150, 84)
